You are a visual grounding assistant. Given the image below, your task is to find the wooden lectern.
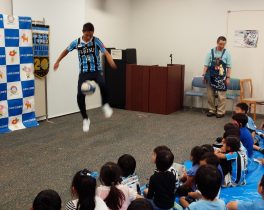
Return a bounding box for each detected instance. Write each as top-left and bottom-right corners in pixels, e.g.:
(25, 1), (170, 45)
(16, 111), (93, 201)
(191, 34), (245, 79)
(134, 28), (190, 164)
(126, 64), (185, 114)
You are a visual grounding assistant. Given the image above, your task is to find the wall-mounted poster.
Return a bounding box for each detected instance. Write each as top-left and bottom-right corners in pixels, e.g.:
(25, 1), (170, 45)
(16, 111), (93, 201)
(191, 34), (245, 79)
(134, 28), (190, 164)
(234, 30), (259, 48)
(32, 24), (49, 78)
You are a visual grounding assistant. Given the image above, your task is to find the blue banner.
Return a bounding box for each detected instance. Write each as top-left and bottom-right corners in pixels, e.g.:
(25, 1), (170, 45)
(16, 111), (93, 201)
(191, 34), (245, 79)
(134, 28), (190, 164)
(0, 14), (38, 133)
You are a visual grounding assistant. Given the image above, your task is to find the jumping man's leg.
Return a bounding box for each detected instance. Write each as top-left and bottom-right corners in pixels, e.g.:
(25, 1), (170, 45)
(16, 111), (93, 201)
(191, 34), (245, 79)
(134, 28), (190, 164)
(95, 72), (113, 118)
(77, 73), (90, 132)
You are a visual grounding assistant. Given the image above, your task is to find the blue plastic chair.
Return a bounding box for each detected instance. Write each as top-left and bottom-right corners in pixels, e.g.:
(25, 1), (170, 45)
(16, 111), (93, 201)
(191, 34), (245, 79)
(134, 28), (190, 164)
(185, 76), (207, 110)
(226, 78), (240, 110)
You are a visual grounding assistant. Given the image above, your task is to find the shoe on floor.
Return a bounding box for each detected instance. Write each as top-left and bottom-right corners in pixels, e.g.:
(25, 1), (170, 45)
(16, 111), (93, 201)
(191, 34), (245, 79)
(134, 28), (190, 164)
(216, 114), (225, 118)
(207, 112), (216, 117)
(83, 118), (90, 132)
(102, 103), (113, 118)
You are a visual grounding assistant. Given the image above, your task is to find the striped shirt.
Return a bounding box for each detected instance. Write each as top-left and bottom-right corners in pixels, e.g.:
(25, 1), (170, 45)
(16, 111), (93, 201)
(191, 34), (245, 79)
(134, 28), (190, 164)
(225, 151), (246, 185)
(67, 36), (106, 73)
(121, 173), (141, 194)
(65, 197), (108, 210)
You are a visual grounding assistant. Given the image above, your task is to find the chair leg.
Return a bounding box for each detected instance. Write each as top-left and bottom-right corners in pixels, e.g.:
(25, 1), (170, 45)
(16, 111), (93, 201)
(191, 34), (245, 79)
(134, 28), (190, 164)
(201, 97), (204, 113)
(253, 103), (257, 121)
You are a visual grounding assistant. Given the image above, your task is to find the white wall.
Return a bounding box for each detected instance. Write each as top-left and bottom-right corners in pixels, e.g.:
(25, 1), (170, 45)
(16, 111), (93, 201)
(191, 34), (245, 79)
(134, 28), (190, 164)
(12, 0), (132, 118)
(86, 0), (131, 49)
(129, 0), (264, 113)
(0, 0), (12, 14)
(12, 0), (86, 118)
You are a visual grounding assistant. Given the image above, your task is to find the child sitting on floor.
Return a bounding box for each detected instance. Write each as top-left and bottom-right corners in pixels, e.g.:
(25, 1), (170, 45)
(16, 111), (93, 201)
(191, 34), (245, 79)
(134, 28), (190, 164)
(145, 149), (176, 210)
(151, 145), (181, 189)
(215, 136), (247, 187)
(180, 150), (224, 208)
(232, 113), (254, 158)
(32, 189), (61, 210)
(65, 169), (108, 210)
(118, 154), (141, 194)
(97, 162), (140, 210)
(186, 165), (226, 210)
(177, 146), (204, 197)
(227, 175), (264, 210)
(235, 102), (264, 154)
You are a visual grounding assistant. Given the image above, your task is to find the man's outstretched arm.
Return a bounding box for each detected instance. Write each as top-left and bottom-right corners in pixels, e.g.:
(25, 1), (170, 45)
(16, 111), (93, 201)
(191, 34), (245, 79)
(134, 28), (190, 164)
(104, 50), (117, 70)
(54, 49), (69, 71)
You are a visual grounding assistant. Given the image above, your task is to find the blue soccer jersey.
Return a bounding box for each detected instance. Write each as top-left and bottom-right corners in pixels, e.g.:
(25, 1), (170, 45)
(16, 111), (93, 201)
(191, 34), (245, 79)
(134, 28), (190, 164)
(225, 151), (246, 185)
(67, 36), (106, 73)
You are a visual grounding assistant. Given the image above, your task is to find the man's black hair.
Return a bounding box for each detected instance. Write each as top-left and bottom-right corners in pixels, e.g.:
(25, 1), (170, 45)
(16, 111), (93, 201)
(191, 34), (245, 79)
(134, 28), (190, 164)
(83, 22), (94, 32)
(195, 165), (222, 201)
(117, 154), (136, 177)
(217, 36), (227, 43)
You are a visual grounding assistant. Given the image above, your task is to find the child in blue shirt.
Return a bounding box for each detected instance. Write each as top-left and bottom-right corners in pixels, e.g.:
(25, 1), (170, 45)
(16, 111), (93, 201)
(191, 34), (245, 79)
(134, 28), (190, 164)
(227, 175), (264, 210)
(235, 103), (264, 154)
(178, 146), (204, 198)
(215, 136), (247, 187)
(232, 113), (254, 157)
(185, 165), (226, 210)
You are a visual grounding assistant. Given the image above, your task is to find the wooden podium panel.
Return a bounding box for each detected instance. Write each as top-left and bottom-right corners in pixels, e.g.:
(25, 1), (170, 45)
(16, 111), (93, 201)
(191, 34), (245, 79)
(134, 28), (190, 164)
(167, 64), (185, 113)
(126, 64), (185, 114)
(126, 65), (149, 112)
(149, 66), (167, 114)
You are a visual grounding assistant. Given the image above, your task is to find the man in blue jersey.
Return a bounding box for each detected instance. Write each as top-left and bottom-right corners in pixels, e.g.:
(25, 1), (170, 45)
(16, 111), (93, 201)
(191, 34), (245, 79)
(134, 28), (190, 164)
(54, 23), (117, 132)
(202, 36), (232, 118)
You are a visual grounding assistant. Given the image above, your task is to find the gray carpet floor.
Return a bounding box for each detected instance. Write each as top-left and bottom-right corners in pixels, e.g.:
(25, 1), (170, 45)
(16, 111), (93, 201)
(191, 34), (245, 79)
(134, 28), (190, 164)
(1, 108), (263, 210)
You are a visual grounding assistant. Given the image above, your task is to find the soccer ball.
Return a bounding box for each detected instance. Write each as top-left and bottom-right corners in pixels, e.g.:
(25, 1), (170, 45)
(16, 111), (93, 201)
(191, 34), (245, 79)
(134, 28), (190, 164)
(81, 80), (96, 95)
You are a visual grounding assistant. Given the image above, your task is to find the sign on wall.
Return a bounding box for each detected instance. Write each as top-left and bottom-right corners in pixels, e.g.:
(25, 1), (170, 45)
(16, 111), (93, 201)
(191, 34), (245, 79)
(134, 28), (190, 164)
(32, 24), (49, 78)
(0, 14), (39, 133)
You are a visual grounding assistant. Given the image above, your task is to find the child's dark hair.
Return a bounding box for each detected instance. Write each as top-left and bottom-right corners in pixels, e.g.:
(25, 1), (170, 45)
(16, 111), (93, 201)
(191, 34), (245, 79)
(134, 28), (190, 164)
(224, 123), (238, 131)
(99, 162), (125, 210)
(195, 165), (222, 201)
(236, 102), (249, 114)
(156, 150), (174, 172)
(191, 146), (204, 165)
(71, 169), (96, 210)
(225, 136), (241, 152)
(201, 144), (214, 154)
(223, 128), (240, 138)
(83, 22), (94, 32)
(153, 145), (171, 154)
(127, 198), (154, 210)
(118, 154), (136, 177)
(232, 113), (248, 127)
(33, 189), (61, 210)
(200, 153), (220, 167)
